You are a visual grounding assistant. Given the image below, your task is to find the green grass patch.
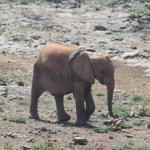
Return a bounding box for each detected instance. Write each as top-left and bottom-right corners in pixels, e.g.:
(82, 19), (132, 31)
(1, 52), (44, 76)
(132, 120), (143, 126)
(89, 116), (99, 123)
(132, 5), (150, 18)
(4, 143), (62, 150)
(8, 0), (32, 4)
(19, 0), (29, 4)
(129, 94), (146, 102)
(139, 106), (150, 116)
(16, 98), (30, 105)
(4, 144), (13, 150)
(31, 143), (62, 150)
(0, 99), (5, 105)
(94, 127), (109, 133)
(121, 123), (133, 129)
(8, 115), (26, 124)
(113, 106), (129, 117)
(66, 94), (73, 101)
(95, 92), (105, 97)
(112, 140), (150, 150)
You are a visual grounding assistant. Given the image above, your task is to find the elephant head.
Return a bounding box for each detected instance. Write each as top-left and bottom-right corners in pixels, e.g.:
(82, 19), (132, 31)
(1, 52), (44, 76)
(69, 48), (115, 117)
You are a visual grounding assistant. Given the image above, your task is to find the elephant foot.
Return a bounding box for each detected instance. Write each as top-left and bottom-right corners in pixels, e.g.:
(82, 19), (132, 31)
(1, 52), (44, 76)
(85, 113), (91, 121)
(75, 119), (87, 127)
(29, 112), (40, 120)
(58, 113), (71, 122)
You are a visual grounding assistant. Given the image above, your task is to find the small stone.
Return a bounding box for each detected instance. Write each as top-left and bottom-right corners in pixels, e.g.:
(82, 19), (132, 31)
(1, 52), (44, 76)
(73, 137), (88, 145)
(109, 136), (114, 139)
(41, 127), (48, 132)
(5, 133), (16, 138)
(27, 138), (35, 143)
(147, 123), (150, 129)
(129, 111), (135, 118)
(100, 112), (108, 118)
(17, 81), (25, 86)
(126, 134), (133, 138)
(94, 25), (108, 31)
(115, 120), (123, 126)
(111, 126), (121, 132)
(22, 145), (31, 150)
(103, 119), (114, 125)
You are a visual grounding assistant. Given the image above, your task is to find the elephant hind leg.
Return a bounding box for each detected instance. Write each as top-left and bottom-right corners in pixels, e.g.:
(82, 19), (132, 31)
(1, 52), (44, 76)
(55, 95), (71, 122)
(30, 63), (44, 120)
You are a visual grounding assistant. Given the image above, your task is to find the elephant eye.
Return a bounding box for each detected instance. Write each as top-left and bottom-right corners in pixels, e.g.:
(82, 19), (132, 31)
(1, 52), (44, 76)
(101, 71), (105, 75)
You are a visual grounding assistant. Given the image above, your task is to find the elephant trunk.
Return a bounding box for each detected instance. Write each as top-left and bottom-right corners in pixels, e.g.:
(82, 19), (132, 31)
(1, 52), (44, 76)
(107, 86), (114, 117)
(106, 79), (114, 117)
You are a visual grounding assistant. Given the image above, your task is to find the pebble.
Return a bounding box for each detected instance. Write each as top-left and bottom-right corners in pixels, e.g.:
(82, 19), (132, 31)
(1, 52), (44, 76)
(147, 123), (150, 129)
(73, 136), (88, 145)
(126, 134), (133, 138)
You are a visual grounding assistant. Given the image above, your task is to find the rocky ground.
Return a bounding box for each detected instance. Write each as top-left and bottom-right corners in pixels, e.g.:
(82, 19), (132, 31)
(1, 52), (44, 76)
(0, 0), (150, 150)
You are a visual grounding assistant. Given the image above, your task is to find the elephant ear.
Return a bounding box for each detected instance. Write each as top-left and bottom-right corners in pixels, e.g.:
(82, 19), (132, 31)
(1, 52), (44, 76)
(69, 52), (95, 84)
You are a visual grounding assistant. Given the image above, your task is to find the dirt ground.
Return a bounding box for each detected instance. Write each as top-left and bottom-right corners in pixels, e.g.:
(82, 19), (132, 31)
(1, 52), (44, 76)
(0, 52), (150, 150)
(0, 0), (150, 150)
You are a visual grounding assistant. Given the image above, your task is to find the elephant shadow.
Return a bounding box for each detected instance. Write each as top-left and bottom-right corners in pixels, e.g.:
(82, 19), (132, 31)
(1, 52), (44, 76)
(39, 119), (96, 129)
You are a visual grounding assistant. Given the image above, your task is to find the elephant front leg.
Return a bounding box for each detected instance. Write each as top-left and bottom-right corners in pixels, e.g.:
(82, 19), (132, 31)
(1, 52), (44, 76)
(84, 86), (95, 121)
(73, 83), (87, 126)
(55, 95), (71, 122)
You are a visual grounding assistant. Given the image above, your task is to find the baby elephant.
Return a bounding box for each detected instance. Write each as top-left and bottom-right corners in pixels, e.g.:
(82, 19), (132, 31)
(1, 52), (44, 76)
(30, 42), (115, 126)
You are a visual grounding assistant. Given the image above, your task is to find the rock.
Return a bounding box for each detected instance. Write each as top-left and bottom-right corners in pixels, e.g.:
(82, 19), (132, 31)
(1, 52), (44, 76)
(6, 85), (31, 99)
(0, 79), (7, 86)
(129, 111), (135, 118)
(126, 134), (133, 138)
(94, 25), (108, 31)
(5, 133), (16, 138)
(147, 123), (150, 129)
(73, 136), (88, 145)
(115, 120), (123, 126)
(112, 37), (123, 41)
(0, 86), (7, 97)
(41, 127), (48, 132)
(103, 119), (115, 125)
(17, 81), (25, 86)
(109, 136), (114, 139)
(100, 112), (108, 118)
(27, 138), (35, 143)
(21, 145), (31, 150)
(122, 50), (140, 59)
(111, 126), (121, 132)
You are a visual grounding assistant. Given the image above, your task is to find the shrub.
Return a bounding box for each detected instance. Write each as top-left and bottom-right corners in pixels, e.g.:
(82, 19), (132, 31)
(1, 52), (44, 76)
(132, 5), (150, 18)
(129, 94), (145, 102)
(16, 98), (30, 105)
(31, 143), (62, 150)
(8, 116), (26, 124)
(113, 106), (129, 117)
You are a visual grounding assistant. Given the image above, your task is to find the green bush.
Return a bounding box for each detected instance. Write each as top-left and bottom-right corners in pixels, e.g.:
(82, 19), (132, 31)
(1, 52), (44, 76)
(121, 123), (133, 129)
(112, 140), (150, 150)
(139, 106), (150, 116)
(113, 106), (129, 117)
(95, 92), (105, 97)
(129, 94), (146, 102)
(8, 116), (26, 124)
(132, 5), (150, 18)
(4, 144), (13, 150)
(16, 98), (30, 105)
(0, 99), (5, 105)
(31, 143), (62, 150)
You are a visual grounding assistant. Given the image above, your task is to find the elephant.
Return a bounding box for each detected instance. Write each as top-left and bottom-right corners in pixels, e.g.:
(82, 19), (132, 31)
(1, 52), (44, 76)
(30, 42), (115, 126)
